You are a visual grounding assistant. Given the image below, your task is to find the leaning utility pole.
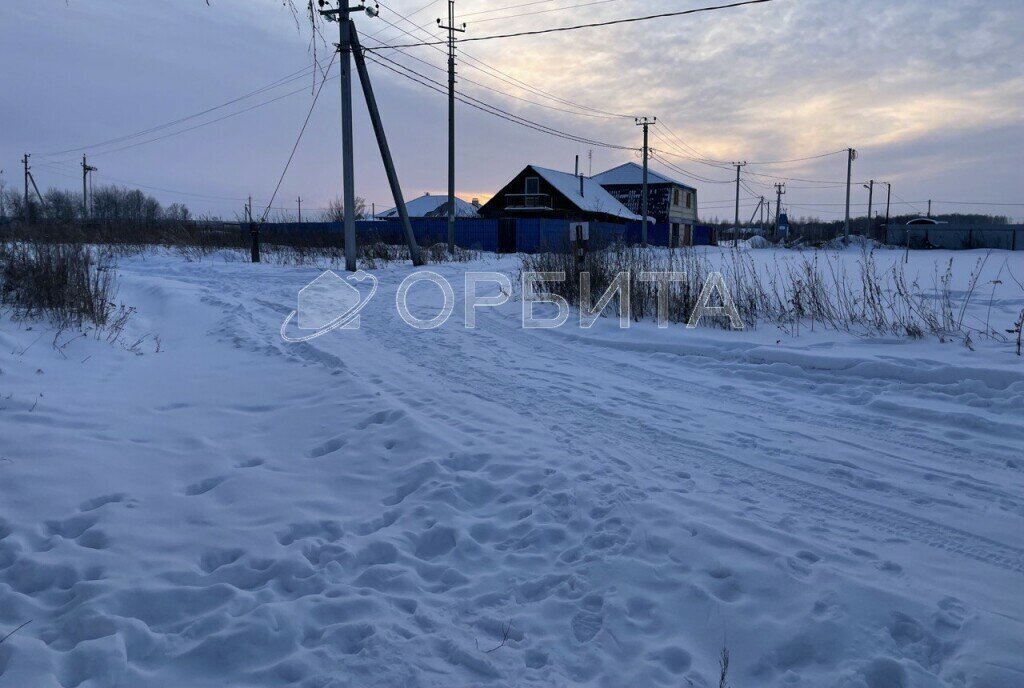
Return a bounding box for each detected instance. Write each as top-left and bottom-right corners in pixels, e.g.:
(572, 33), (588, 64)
(635, 117), (655, 246)
(321, 1), (422, 270)
(81, 155), (97, 220)
(844, 147), (857, 243)
(733, 161), (746, 243)
(774, 182), (785, 235)
(438, 1), (466, 254)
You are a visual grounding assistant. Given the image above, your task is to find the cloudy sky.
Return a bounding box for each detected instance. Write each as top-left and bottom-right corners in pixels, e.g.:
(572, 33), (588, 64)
(2, 0), (1022, 221)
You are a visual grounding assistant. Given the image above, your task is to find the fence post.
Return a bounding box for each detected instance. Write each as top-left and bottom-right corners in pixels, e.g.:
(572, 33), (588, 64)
(250, 222), (261, 263)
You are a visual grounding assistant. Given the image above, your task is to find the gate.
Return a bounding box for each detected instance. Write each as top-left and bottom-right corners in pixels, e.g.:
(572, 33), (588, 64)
(498, 219), (517, 253)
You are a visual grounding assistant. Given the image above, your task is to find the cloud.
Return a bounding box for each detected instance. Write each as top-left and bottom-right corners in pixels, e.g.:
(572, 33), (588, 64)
(0, 0), (1020, 219)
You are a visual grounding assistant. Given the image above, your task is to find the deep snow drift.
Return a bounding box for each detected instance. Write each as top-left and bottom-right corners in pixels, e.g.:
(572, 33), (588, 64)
(1, 247), (1022, 687)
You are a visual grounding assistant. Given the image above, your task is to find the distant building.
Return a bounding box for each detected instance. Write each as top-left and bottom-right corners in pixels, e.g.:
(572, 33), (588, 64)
(376, 193), (479, 219)
(478, 165), (645, 223)
(592, 162), (698, 245)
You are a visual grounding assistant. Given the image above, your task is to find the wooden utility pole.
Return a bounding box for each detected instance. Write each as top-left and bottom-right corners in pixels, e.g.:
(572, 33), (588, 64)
(438, 0), (466, 254)
(844, 147), (857, 243)
(320, 1), (422, 269)
(635, 117), (656, 246)
(22, 153), (30, 224)
(733, 161), (746, 243)
(882, 182), (891, 228)
(297, 196), (302, 223)
(864, 179), (874, 237)
(246, 195), (261, 262)
(774, 182), (785, 235)
(81, 155), (97, 220)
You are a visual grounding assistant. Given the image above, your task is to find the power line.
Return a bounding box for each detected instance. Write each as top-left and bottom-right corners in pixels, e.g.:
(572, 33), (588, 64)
(366, 0), (773, 49)
(459, 0), (570, 19)
(259, 53), (338, 223)
(371, 1), (633, 118)
(472, 0), (640, 25)
(364, 51), (635, 150)
(40, 64), (320, 158)
(746, 149), (848, 165)
(654, 122), (849, 169)
(362, 32), (623, 119)
(649, 150), (735, 185)
(45, 76), (338, 165)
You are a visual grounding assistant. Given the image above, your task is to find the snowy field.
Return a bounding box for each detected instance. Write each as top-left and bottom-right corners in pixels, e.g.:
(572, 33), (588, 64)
(1, 246), (1023, 687)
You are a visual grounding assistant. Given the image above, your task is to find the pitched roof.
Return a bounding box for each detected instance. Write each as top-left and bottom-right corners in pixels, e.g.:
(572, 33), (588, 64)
(376, 193), (479, 219)
(592, 162), (695, 190)
(529, 166), (644, 221)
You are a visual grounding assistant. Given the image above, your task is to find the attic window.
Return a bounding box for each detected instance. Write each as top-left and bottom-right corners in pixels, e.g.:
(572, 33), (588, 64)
(686, 191), (693, 209)
(525, 177), (540, 195)
(673, 189), (681, 206)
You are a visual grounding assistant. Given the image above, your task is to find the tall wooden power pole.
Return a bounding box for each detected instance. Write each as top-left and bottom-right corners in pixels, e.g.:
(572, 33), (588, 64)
(864, 179), (874, 237)
(81, 155), (97, 220)
(438, 1), (466, 254)
(320, 1), (422, 270)
(635, 117), (655, 246)
(844, 147), (857, 243)
(774, 182), (785, 235)
(297, 196), (302, 223)
(882, 182), (891, 228)
(733, 161), (746, 243)
(22, 153), (30, 224)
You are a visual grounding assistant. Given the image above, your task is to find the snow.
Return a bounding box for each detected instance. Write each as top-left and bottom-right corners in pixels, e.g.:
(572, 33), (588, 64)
(1, 247), (1023, 687)
(375, 193), (479, 219)
(530, 165), (645, 221)
(591, 161), (694, 190)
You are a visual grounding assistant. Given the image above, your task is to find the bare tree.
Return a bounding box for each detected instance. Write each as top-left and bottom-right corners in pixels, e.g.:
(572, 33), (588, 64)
(322, 195), (366, 222)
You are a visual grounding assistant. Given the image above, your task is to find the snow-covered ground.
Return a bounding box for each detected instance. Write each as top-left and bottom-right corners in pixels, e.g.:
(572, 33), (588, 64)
(1, 247), (1022, 687)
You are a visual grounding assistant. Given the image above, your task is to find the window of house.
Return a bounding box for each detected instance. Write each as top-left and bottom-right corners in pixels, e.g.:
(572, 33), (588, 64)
(673, 189), (681, 206)
(525, 177), (540, 195)
(686, 192), (693, 209)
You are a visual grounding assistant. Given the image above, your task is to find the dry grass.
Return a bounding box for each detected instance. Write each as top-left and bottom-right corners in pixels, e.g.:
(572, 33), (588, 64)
(521, 243), (1011, 342)
(0, 240), (129, 337)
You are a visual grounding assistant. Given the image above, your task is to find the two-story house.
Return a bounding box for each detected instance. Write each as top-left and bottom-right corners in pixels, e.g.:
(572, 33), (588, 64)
(592, 162), (699, 245)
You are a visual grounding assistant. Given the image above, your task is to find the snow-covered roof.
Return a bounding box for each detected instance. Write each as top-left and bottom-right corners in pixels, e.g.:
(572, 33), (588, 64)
(376, 193), (479, 219)
(592, 162), (695, 191)
(529, 166), (644, 221)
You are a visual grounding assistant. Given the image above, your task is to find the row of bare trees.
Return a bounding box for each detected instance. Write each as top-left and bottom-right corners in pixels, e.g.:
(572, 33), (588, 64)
(0, 181), (191, 226)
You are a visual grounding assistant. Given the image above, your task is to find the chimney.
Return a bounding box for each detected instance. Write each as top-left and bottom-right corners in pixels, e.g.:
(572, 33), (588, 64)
(579, 174), (584, 197)
(471, 198), (480, 208)
(575, 155), (579, 177)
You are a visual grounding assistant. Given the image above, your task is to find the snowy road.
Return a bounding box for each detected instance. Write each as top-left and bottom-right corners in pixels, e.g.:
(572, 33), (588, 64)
(1, 251), (1023, 687)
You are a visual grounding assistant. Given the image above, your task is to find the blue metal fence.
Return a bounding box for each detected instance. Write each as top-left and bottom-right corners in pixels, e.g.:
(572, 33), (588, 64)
(261, 218), (712, 253)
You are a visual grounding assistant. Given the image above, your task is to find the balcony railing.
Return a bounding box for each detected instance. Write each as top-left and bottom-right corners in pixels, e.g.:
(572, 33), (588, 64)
(505, 193), (552, 210)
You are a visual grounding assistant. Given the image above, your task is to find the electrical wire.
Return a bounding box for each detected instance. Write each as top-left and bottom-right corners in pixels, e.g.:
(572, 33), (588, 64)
(472, 0), (641, 25)
(260, 52), (338, 223)
(365, 0), (773, 49)
(364, 51), (635, 150)
(372, 1), (634, 119)
(361, 32), (624, 119)
(40, 64), (320, 158)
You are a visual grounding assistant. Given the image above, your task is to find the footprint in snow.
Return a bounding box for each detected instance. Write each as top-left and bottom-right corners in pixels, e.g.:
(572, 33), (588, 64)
(184, 476), (227, 496)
